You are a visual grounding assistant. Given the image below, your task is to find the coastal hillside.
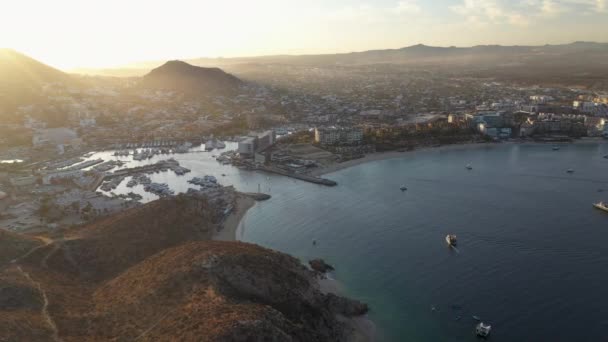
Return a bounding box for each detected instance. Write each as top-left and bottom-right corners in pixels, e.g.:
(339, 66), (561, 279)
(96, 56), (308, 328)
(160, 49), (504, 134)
(0, 49), (68, 87)
(0, 194), (368, 341)
(0, 229), (43, 264)
(0, 49), (71, 117)
(141, 60), (242, 95)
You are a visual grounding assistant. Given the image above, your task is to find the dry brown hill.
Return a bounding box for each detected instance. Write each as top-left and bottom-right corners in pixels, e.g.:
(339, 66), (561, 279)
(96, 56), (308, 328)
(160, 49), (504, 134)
(141, 60), (242, 96)
(0, 194), (367, 341)
(0, 229), (44, 265)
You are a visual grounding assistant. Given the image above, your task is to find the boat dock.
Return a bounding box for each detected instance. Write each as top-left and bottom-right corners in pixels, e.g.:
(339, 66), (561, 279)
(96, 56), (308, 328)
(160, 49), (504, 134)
(257, 166), (337, 186)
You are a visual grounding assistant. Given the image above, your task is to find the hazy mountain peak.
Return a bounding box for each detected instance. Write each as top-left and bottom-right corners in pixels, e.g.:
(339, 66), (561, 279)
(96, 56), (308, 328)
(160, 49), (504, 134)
(141, 59), (242, 94)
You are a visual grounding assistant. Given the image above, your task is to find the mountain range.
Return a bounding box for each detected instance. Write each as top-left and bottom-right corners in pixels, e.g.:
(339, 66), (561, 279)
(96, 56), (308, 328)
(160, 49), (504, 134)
(1, 42), (608, 105)
(185, 41), (608, 67)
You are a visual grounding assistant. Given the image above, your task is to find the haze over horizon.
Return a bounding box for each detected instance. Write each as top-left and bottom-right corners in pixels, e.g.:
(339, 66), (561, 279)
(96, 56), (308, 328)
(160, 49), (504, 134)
(2, 0), (607, 70)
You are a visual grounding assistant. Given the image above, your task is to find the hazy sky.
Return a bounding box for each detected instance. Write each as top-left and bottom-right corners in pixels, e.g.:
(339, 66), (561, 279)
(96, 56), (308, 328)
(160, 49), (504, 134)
(1, 0), (607, 69)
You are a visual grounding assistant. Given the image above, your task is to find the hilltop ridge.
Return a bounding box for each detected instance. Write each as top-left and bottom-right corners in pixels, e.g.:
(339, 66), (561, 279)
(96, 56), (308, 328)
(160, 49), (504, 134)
(141, 60), (242, 95)
(0, 194), (368, 341)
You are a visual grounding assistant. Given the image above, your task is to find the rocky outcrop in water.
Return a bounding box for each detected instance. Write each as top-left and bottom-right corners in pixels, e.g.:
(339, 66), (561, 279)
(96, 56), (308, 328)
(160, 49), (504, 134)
(309, 258), (335, 273)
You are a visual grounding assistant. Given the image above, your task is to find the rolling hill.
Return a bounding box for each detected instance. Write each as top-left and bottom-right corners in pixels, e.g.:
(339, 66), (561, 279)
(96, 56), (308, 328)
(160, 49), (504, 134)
(0, 49), (71, 118)
(0, 49), (68, 86)
(0, 194), (367, 341)
(141, 60), (242, 95)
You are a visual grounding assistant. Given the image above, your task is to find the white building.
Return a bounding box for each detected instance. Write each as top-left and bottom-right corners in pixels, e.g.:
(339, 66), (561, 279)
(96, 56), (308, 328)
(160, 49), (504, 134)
(238, 131), (276, 157)
(530, 95), (554, 104)
(238, 137), (256, 156)
(41, 170), (84, 185)
(314, 127), (364, 145)
(33, 128), (78, 147)
(573, 101), (597, 113)
(79, 116), (96, 128)
(10, 176), (37, 187)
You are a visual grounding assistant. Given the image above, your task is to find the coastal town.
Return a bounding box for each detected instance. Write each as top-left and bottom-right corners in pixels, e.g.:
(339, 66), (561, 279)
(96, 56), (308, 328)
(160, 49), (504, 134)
(3, 1), (608, 338)
(1, 57), (608, 234)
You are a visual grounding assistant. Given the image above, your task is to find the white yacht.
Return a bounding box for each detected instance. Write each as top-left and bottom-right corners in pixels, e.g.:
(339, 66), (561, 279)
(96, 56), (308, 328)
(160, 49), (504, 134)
(593, 202), (608, 213)
(476, 322), (492, 338)
(445, 234), (457, 246)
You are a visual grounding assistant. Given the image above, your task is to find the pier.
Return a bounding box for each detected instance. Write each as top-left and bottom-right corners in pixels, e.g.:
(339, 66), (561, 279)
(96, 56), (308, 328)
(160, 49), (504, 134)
(257, 166), (337, 186)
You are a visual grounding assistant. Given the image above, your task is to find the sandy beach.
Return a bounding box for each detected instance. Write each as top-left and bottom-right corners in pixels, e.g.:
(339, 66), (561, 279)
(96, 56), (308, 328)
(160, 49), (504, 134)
(311, 142), (487, 177)
(311, 138), (608, 177)
(212, 194), (256, 241)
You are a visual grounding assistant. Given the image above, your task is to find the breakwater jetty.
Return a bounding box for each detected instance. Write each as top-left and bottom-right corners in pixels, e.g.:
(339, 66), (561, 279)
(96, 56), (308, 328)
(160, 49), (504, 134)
(257, 166), (337, 186)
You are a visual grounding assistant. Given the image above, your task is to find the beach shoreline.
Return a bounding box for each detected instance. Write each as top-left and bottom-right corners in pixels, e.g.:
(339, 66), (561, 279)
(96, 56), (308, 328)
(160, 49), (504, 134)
(212, 194), (256, 241)
(310, 141), (488, 177)
(311, 137), (607, 177)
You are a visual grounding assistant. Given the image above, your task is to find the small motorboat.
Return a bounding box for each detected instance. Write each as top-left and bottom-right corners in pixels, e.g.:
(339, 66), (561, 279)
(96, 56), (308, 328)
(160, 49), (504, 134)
(472, 315), (481, 321)
(476, 322), (492, 338)
(604, 155), (608, 159)
(400, 185), (408, 191)
(553, 146), (560, 151)
(466, 164), (473, 170)
(446, 234), (457, 246)
(593, 202), (608, 213)
(566, 169), (575, 174)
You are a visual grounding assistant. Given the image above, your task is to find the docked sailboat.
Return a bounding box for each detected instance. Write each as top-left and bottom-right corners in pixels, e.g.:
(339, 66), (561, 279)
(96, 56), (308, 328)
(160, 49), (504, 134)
(445, 234), (457, 246)
(593, 202), (608, 213)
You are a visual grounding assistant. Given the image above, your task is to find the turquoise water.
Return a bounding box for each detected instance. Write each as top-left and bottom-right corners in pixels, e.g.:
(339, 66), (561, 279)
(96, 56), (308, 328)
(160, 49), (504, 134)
(239, 143), (608, 342)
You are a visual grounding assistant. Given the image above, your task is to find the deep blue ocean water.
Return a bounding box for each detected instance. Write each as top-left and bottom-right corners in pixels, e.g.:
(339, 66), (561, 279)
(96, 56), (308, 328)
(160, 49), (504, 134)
(238, 143), (608, 342)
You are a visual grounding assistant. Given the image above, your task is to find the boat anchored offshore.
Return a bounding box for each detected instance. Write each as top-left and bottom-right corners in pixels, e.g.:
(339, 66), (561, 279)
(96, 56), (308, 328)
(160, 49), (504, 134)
(593, 202), (608, 213)
(553, 146), (560, 151)
(466, 164), (473, 170)
(476, 322), (492, 338)
(400, 185), (408, 191)
(445, 234), (457, 246)
(567, 169), (575, 174)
